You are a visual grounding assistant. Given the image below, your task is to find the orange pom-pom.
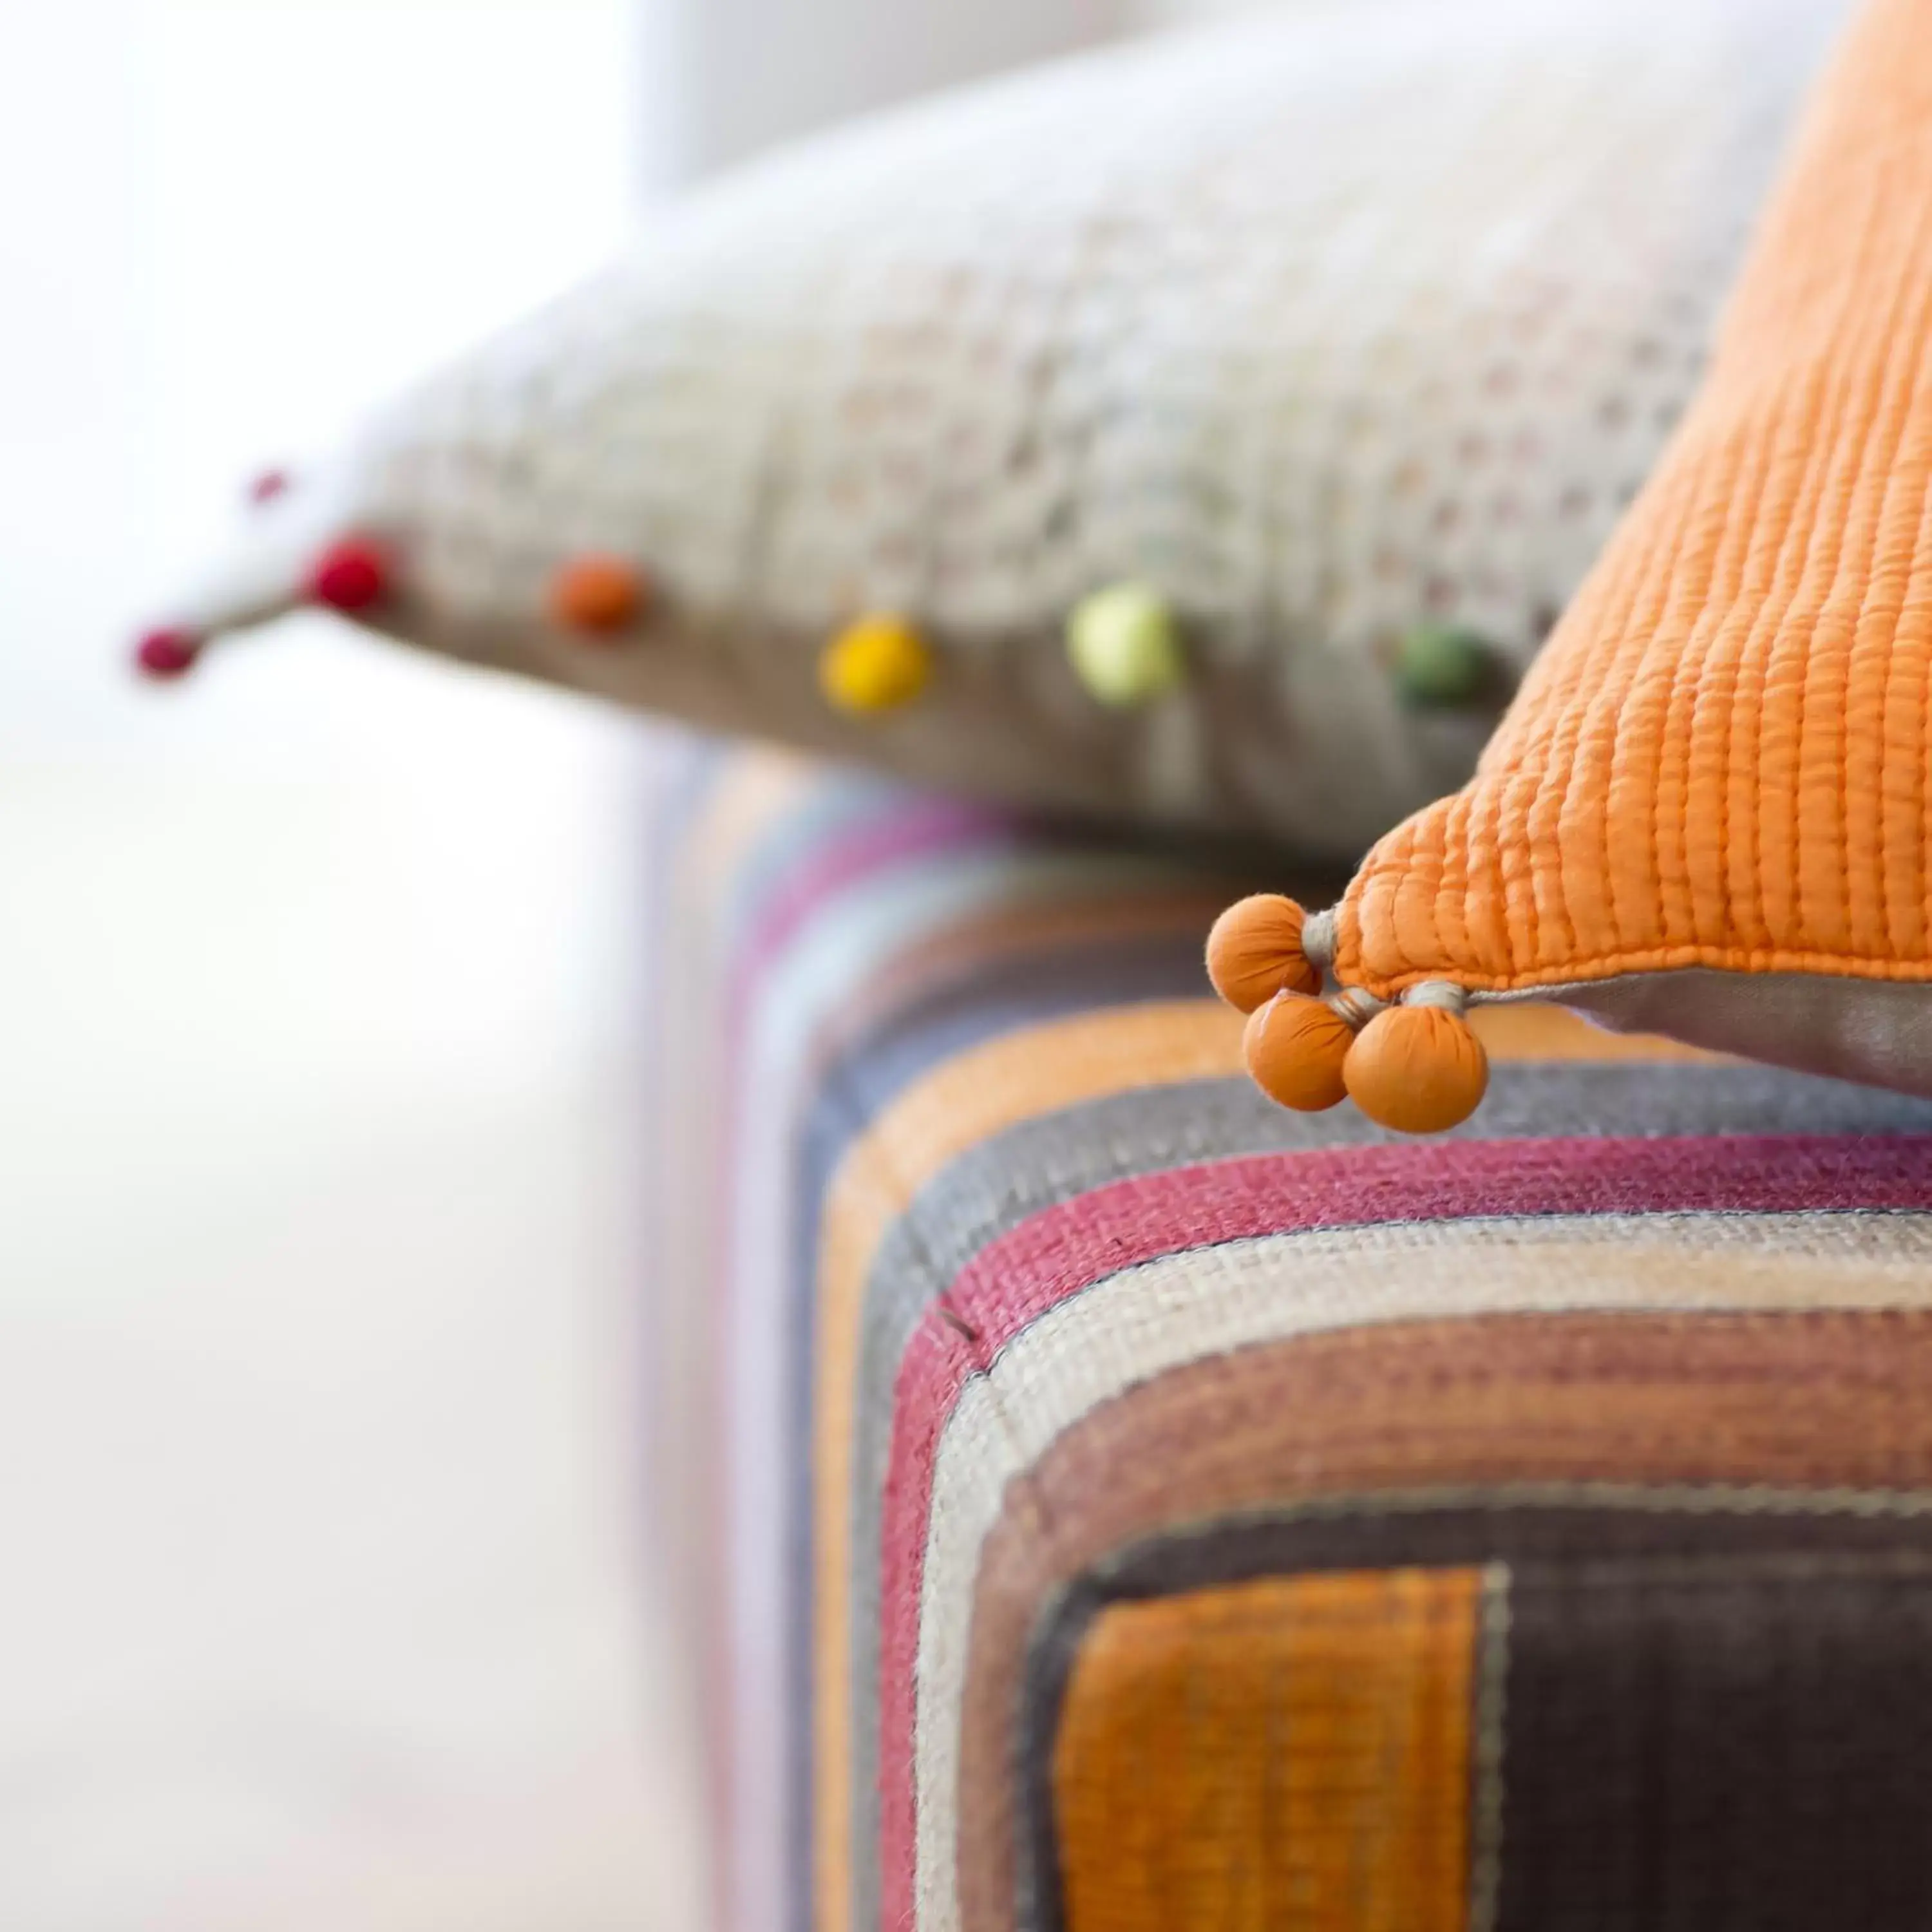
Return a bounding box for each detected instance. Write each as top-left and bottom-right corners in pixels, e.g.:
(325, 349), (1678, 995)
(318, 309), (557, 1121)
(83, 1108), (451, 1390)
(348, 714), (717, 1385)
(1206, 895), (1320, 1012)
(551, 554), (649, 636)
(1343, 1003), (1489, 1134)
(1242, 993), (1352, 1113)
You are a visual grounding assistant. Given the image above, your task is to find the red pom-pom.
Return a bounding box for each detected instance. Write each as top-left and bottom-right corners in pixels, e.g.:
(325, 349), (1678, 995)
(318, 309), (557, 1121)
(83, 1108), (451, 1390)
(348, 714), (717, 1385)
(308, 536), (390, 613)
(133, 627), (200, 679)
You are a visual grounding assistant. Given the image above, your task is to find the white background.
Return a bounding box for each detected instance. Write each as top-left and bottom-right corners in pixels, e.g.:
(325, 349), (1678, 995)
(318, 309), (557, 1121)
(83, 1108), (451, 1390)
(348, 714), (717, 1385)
(0, 0), (1223, 1922)
(1, 3), (696, 1924)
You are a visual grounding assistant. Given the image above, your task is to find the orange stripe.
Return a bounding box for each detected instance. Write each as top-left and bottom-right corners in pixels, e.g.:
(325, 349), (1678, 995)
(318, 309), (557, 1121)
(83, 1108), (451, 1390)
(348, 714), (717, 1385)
(1466, 1001), (1712, 1063)
(809, 997), (1700, 1925)
(1053, 1568), (1485, 1932)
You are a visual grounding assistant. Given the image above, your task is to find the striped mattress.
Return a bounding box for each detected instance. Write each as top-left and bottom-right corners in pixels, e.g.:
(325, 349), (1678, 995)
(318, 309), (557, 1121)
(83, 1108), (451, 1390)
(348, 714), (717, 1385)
(643, 746), (1932, 1932)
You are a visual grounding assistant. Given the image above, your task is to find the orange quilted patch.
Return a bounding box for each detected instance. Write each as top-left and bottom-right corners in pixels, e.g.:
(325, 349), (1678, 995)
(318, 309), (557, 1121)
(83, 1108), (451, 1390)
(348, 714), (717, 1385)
(1053, 1569), (1486, 1932)
(1336, 0), (1932, 999)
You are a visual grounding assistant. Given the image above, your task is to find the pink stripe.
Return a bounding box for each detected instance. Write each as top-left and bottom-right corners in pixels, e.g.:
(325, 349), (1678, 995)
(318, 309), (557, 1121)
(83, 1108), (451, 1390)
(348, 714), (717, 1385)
(875, 1132), (1932, 1927)
(734, 798), (1001, 1016)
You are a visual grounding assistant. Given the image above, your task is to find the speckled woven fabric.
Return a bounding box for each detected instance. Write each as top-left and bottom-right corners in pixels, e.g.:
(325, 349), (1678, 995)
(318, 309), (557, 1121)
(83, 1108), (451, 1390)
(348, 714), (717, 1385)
(164, 0), (1838, 854)
(644, 746), (1932, 1932)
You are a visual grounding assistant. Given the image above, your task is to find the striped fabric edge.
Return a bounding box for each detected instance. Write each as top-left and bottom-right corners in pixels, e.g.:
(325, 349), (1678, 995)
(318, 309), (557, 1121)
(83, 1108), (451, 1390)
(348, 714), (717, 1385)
(726, 830), (1024, 1932)
(668, 754), (1265, 1932)
(819, 1039), (1932, 1932)
(875, 1137), (1932, 1931)
(779, 918), (1229, 1932)
(650, 750), (828, 1862)
(655, 755), (999, 1932)
(697, 771), (1030, 1932)
(720, 844), (1218, 1932)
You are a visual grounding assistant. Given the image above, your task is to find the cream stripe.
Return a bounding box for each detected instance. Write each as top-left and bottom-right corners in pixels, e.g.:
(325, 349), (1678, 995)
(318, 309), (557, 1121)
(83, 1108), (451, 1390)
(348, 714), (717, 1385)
(911, 1211), (1932, 1930)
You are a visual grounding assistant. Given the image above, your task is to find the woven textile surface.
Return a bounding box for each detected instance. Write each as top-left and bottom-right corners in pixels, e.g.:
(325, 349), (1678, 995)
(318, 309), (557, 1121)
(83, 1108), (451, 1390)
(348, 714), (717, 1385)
(645, 746), (1932, 1932)
(162, 0), (1839, 854)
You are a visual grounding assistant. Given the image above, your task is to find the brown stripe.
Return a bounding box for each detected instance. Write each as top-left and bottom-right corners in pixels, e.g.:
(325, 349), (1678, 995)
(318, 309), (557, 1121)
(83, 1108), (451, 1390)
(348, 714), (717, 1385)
(1495, 1550), (1932, 1932)
(958, 1309), (1932, 1932)
(1054, 1568), (1483, 1932)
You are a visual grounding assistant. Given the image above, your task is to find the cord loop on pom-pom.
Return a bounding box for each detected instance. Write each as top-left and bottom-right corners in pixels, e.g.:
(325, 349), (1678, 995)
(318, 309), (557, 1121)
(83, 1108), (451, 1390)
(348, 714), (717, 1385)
(1300, 908), (1336, 976)
(1218, 902), (1486, 1134)
(1325, 984), (1384, 1029)
(1402, 981), (1470, 1014)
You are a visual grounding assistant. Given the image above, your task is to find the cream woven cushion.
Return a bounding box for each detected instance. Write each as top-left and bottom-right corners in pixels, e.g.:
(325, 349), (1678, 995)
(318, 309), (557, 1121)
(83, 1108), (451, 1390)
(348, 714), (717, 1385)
(149, 0), (1841, 855)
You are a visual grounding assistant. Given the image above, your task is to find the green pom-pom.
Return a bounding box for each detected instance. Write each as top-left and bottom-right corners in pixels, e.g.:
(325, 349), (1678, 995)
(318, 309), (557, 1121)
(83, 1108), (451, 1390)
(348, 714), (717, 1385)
(1067, 583), (1186, 706)
(1393, 622), (1499, 708)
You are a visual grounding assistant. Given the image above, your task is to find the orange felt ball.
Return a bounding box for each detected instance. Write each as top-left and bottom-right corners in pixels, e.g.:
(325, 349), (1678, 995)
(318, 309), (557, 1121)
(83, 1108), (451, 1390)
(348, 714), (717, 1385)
(1206, 895), (1320, 1012)
(1242, 992), (1352, 1113)
(551, 554), (649, 636)
(1343, 1005), (1489, 1134)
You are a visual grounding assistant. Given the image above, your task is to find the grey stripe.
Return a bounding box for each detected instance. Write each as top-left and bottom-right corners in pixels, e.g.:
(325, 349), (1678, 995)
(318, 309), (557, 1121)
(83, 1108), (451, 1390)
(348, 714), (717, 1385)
(841, 1064), (1932, 1929)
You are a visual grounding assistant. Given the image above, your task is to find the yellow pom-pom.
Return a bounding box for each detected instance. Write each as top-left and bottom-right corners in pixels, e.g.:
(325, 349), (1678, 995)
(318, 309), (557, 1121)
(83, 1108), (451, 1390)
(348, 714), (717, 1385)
(1206, 895), (1320, 1012)
(1066, 582), (1185, 706)
(1343, 1003), (1489, 1135)
(1242, 993), (1352, 1113)
(820, 614), (932, 714)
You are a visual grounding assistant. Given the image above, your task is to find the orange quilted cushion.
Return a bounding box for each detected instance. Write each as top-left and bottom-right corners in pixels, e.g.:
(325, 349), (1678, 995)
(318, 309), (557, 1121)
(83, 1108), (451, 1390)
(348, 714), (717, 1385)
(1211, 0), (1932, 1131)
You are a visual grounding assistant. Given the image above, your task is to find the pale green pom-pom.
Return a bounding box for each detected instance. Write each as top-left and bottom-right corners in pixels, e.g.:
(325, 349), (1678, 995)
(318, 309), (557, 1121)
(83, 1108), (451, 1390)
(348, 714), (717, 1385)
(1393, 621), (1497, 708)
(1066, 582), (1185, 706)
